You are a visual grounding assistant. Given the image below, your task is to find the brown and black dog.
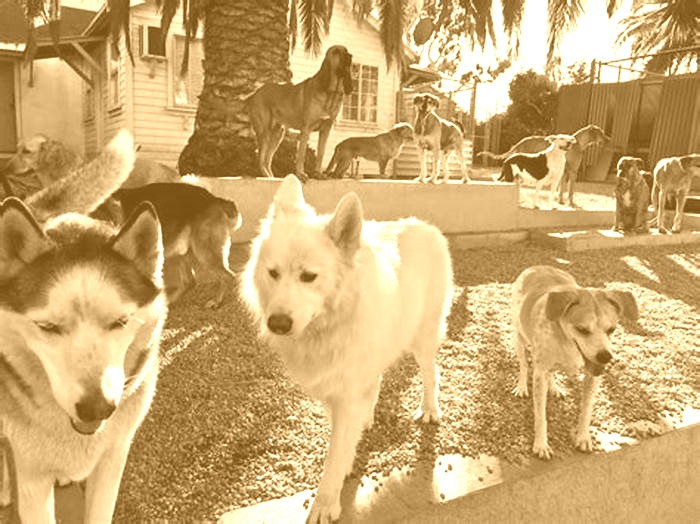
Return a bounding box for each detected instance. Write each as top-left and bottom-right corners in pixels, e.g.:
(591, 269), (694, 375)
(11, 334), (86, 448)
(650, 153), (700, 233)
(324, 123), (414, 179)
(613, 156), (650, 234)
(247, 45), (353, 182)
(97, 182), (241, 308)
(413, 93), (470, 183)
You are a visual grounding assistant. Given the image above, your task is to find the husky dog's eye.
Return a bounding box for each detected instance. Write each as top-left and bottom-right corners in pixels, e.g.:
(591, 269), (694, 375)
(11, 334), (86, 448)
(268, 268), (280, 280)
(35, 322), (62, 335)
(575, 326), (591, 336)
(108, 317), (130, 330)
(300, 271), (317, 283)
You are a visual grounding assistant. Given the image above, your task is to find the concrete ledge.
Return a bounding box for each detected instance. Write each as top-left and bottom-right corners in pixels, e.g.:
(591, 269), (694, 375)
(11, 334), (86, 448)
(219, 423), (700, 523)
(531, 228), (700, 252)
(205, 178), (520, 243)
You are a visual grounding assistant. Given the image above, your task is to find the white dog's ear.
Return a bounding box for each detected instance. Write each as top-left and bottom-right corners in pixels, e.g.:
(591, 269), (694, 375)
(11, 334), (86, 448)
(545, 135), (555, 143)
(273, 174), (305, 215)
(603, 290), (639, 322)
(0, 198), (52, 279)
(327, 192), (363, 255)
(545, 290), (578, 321)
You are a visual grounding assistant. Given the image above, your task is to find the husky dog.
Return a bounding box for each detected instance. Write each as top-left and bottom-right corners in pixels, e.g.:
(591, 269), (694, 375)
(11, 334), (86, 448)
(0, 130), (167, 523)
(241, 175), (453, 523)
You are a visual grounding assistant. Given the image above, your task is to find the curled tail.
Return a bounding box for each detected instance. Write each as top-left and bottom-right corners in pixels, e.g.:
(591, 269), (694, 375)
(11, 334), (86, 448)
(26, 130), (135, 224)
(477, 150), (509, 162)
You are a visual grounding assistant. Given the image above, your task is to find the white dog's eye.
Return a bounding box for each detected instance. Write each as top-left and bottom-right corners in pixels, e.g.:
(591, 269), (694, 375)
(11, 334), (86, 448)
(575, 326), (591, 336)
(35, 321), (63, 335)
(300, 271), (317, 283)
(605, 327), (616, 336)
(268, 268), (280, 280)
(108, 317), (130, 331)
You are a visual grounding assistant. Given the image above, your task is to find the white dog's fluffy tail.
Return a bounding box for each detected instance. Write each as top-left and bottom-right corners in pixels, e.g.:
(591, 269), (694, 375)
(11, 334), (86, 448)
(26, 129), (135, 224)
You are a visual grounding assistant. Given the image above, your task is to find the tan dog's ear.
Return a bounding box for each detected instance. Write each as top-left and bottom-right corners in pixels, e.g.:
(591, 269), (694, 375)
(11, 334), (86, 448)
(545, 290), (579, 321)
(327, 192), (363, 256)
(603, 290), (639, 322)
(413, 94), (423, 105)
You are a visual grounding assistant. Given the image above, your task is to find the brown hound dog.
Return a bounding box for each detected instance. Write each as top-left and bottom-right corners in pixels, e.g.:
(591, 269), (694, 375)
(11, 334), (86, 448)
(650, 153), (700, 233)
(479, 124), (611, 207)
(413, 93), (470, 184)
(247, 45), (353, 182)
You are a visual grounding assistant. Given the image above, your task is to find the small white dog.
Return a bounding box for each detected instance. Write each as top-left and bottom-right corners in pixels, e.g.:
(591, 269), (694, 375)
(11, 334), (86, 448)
(241, 175), (453, 523)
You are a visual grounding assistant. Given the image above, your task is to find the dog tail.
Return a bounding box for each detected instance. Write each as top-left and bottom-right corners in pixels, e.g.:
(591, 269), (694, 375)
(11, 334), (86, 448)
(26, 130), (135, 224)
(477, 150), (508, 162)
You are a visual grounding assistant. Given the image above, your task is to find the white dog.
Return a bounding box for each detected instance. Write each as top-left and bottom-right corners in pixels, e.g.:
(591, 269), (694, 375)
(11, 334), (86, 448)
(241, 175), (453, 523)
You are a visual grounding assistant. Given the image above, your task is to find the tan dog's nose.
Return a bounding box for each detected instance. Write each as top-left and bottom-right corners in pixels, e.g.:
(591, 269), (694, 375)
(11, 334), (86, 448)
(596, 350), (612, 364)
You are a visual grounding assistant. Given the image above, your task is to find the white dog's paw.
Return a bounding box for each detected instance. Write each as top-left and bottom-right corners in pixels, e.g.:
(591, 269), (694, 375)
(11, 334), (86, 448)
(533, 440), (553, 460)
(414, 405), (441, 424)
(574, 431), (594, 453)
(306, 493), (341, 524)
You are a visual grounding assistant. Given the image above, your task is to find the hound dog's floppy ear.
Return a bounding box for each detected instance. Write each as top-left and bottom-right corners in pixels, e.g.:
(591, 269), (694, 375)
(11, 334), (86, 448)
(0, 197), (53, 280)
(327, 192), (363, 257)
(545, 289), (579, 321)
(340, 48), (354, 95)
(602, 290), (639, 322)
(679, 154), (700, 172)
(413, 94), (423, 106)
(316, 48), (334, 91)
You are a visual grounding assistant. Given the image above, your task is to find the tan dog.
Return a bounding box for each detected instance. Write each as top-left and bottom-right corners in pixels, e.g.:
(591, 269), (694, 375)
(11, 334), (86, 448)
(247, 45), (353, 182)
(498, 134), (577, 209)
(511, 266), (638, 459)
(613, 156), (650, 234)
(413, 93), (470, 183)
(478, 124), (610, 207)
(324, 122), (414, 179)
(650, 153), (700, 233)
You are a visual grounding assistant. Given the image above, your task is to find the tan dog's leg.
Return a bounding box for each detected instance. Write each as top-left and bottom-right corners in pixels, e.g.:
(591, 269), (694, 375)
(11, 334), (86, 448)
(573, 373), (600, 452)
(415, 148), (428, 183)
(532, 368), (553, 459)
(259, 125), (284, 178)
(314, 122), (333, 178)
(83, 443), (134, 522)
(512, 332), (529, 397)
(657, 187), (669, 233)
(672, 190), (687, 233)
(295, 127), (311, 182)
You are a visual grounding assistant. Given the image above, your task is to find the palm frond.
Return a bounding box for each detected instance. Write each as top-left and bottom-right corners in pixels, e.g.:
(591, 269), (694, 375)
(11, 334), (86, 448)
(155, 0), (180, 50)
(546, 0), (584, 68)
(377, 0), (408, 70)
(501, 0), (525, 58)
(296, 0), (332, 56)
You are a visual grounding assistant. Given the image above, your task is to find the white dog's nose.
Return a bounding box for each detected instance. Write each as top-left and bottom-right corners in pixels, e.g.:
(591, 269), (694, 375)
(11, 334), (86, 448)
(268, 313), (293, 335)
(596, 349), (612, 364)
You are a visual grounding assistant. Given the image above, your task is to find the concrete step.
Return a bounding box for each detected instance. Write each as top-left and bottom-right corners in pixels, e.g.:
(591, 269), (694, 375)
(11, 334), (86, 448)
(531, 227), (700, 252)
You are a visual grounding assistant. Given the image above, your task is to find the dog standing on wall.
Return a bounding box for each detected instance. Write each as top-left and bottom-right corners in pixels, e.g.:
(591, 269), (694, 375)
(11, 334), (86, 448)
(613, 156), (650, 234)
(413, 93), (470, 183)
(247, 45), (354, 182)
(478, 124), (610, 207)
(324, 122), (414, 179)
(511, 265), (638, 459)
(498, 134), (576, 209)
(650, 153), (700, 233)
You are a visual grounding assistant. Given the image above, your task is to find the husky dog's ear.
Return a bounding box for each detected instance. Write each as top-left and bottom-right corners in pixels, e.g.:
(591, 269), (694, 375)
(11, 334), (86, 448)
(0, 197), (52, 279)
(327, 192), (363, 255)
(603, 289), (639, 322)
(273, 174), (305, 215)
(545, 290), (579, 321)
(111, 202), (163, 281)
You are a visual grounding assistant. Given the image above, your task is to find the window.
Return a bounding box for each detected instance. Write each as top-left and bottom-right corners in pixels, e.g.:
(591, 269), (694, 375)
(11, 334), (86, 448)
(342, 63), (378, 123)
(141, 25), (166, 58)
(173, 35), (203, 108)
(106, 39), (121, 110)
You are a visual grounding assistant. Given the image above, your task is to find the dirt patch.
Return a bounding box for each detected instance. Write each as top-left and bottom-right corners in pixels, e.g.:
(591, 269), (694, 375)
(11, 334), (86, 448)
(112, 241), (699, 521)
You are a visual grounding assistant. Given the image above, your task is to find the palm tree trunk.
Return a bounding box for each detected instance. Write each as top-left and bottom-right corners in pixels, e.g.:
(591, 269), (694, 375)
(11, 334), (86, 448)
(178, 0), (291, 177)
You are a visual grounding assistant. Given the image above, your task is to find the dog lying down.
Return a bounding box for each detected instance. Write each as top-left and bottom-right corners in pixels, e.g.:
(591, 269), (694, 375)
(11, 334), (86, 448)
(241, 175), (453, 522)
(511, 266), (638, 459)
(96, 182), (241, 308)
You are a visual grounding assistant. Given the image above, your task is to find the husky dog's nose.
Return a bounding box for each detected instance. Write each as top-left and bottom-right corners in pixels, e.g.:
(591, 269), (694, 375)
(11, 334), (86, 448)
(268, 313), (293, 335)
(596, 350), (612, 365)
(75, 392), (117, 422)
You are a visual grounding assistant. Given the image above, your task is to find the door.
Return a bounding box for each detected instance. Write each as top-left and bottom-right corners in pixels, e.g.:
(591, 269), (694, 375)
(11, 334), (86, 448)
(0, 61), (17, 153)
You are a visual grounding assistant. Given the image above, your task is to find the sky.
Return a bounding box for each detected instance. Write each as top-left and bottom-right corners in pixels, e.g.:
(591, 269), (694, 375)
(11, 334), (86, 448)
(447, 0), (636, 119)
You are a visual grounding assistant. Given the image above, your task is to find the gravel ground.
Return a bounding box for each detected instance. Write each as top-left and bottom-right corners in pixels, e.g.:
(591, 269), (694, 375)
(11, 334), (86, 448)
(112, 227), (699, 521)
